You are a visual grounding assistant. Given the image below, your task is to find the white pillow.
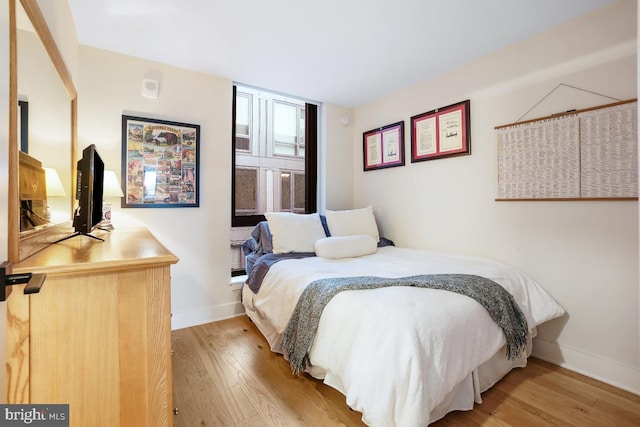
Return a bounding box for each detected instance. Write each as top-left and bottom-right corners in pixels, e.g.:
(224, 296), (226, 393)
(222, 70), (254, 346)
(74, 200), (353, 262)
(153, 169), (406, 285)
(325, 206), (379, 241)
(264, 212), (326, 254)
(315, 235), (377, 259)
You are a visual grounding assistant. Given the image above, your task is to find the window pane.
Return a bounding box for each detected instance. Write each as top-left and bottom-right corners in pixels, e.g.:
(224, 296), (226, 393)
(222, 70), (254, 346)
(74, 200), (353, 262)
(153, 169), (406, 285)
(236, 95), (250, 129)
(235, 93), (251, 152)
(235, 168), (257, 214)
(274, 102), (299, 156)
(235, 136), (250, 151)
(281, 171), (291, 210)
(274, 142), (296, 156)
(294, 172), (305, 209)
(299, 108), (305, 135)
(235, 123), (249, 136)
(274, 102), (297, 135)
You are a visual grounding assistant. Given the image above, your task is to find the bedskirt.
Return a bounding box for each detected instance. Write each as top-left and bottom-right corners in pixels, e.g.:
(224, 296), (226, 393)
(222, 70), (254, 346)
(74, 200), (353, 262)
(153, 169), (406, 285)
(242, 284), (534, 424)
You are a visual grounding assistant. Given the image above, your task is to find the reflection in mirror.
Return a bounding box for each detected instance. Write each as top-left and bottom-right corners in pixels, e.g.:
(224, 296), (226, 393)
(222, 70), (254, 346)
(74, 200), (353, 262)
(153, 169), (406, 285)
(16, 1), (72, 230)
(18, 100), (28, 152)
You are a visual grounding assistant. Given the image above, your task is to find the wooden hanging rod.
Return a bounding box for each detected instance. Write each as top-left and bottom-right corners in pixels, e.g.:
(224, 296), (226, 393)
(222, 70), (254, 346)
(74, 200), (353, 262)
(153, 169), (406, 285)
(495, 197), (638, 202)
(494, 98), (637, 130)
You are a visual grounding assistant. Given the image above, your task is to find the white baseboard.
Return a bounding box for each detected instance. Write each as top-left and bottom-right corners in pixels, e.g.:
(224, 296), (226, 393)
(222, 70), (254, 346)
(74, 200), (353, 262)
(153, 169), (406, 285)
(533, 337), (640, 395)
(171, 301), (245, 331)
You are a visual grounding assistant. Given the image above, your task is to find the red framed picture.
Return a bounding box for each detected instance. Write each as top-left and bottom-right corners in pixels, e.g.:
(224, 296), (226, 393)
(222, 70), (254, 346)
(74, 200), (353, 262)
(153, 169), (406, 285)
(410, 100), (471, 162)
(363, 121), (405, 171)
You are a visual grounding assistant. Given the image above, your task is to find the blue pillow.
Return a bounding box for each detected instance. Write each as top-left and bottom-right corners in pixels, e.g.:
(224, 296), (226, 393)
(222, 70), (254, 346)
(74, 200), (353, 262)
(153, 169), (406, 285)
(319, 214), (330, 237)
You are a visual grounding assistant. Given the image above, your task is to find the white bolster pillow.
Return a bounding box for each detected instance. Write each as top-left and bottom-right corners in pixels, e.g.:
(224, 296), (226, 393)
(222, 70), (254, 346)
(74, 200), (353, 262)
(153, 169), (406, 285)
(314, 235), (377, 259)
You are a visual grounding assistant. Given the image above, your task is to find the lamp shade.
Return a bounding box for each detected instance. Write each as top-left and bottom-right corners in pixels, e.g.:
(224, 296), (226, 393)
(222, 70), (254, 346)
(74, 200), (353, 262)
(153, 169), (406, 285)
(44, 167), (66, 197)
(103, 170), (124, 198)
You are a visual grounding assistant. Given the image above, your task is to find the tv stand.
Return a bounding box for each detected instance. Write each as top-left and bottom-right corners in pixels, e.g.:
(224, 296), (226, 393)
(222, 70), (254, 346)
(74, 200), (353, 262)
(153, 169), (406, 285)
(53, 231), (105, 244)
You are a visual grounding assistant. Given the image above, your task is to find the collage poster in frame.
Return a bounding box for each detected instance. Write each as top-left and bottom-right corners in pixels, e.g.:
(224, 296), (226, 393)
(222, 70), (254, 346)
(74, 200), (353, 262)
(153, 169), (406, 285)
(410, 99), (470, 162)
(363, 121), (405, 171)
(122, 115), (200, 208)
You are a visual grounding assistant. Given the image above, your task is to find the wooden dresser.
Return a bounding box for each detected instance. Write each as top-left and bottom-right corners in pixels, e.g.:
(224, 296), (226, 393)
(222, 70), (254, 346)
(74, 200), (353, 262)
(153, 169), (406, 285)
(7, 227), (179, 427)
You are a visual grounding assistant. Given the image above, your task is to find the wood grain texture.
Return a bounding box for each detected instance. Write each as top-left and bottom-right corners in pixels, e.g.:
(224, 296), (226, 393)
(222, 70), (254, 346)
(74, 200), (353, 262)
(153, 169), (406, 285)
(7, 227), (177, 426)
(118, 266), (173, 427)
(5, 283), (29, 404)
(13, 227), (179, 275)
(30, 271), (121, 425)
(173, 315), (640, 427)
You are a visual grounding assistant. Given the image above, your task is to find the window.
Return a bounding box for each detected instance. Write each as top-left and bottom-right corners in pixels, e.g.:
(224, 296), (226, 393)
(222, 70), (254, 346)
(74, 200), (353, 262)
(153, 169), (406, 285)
(230, 85), (318, 275)
(273, 101), (305, 157)
(234, 168), (258, 214)
(235, 92), (252, 151)
(279, 170), (305, 213)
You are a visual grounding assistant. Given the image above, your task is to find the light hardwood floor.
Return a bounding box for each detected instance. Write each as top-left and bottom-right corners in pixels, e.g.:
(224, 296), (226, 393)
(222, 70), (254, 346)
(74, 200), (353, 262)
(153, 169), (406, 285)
(172, 316), (640, 426)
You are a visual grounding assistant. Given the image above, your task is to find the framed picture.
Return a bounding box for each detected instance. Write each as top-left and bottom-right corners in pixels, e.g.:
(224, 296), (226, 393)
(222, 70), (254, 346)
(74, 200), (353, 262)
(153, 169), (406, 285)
(410, 99), (470, 162)
(363, 121), (405, 171)
(121, 115), (200, 208)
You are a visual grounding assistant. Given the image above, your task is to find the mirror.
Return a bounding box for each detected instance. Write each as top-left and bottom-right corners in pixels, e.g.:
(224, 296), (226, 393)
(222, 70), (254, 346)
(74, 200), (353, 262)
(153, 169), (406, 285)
(17, 3), (71, 227)
(8, 0), (77, 261)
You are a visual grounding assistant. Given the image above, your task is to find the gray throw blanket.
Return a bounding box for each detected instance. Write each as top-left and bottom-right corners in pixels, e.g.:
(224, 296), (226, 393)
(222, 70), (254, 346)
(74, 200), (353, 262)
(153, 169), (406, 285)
(246, 252), (315, 293)
(280, 274), (529, 375)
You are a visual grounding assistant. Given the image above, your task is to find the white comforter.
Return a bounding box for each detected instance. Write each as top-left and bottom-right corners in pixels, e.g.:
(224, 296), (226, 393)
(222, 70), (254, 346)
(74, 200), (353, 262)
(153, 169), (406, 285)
(248, 246), (565, 426)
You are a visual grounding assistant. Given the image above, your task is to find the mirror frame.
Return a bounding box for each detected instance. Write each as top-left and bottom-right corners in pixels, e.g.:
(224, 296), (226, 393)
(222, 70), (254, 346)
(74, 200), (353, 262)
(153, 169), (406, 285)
(8, 0), (77, 262)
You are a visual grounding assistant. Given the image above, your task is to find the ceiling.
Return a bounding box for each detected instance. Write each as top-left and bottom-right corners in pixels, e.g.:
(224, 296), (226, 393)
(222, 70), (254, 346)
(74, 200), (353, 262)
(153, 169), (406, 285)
(66, 0), (617, 108)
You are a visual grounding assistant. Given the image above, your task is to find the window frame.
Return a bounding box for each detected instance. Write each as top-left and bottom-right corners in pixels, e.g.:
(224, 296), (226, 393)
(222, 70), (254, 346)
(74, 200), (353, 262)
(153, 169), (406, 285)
(231, 85), (318, 227)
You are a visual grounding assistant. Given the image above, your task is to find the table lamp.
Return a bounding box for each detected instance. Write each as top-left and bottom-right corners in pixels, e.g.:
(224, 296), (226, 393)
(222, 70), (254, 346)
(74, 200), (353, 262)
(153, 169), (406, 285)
(44, 167), (66, 222)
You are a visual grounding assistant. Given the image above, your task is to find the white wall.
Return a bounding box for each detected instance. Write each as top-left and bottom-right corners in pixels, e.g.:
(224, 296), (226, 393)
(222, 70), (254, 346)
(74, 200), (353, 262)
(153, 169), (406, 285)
(323, 103), (355, 211)
(35, 0), (78, 83)
(350, 0), (639, 393)
(77, 46), (242, 329)
(18, 29), (72, 220)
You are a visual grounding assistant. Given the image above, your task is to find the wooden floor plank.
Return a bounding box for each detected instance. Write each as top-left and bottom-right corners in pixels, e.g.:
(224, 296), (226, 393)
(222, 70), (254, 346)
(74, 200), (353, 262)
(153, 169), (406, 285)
(172, 315), (640, 427)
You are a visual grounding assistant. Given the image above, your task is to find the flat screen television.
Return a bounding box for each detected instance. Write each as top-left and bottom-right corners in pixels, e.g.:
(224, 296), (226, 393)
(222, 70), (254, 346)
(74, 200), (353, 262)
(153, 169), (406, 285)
(56, 144), (105, 242)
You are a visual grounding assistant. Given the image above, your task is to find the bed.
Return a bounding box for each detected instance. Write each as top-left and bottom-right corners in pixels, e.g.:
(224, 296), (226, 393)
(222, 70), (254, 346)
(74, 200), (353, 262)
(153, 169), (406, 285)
(241, 208), (565, 426)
